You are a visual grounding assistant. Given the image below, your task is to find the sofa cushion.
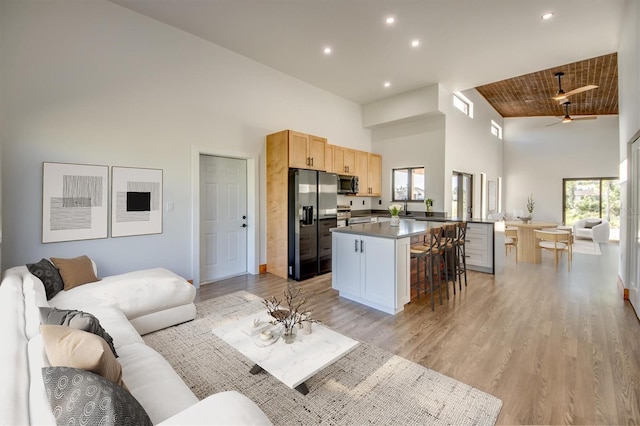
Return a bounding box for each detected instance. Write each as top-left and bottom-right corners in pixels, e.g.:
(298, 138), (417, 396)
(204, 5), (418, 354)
(23, 273), (50, 340)
(42, 367), (152, 426)
(41, 325), (125, 388)
(116, 343), (198, 424)
(584, 219), (602, 229)
(40, 307), (118, 358)
(50, 255), (100, 290)
(26, 259), (64, 300)
(50, 268), (196, 321)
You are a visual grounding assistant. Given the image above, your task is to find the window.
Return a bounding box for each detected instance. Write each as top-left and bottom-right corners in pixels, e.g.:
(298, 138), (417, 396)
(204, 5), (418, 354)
(563, 177), (620, 239)
(392, 167), (425, 201)
(453, 93), (473, 118)
(490, 120), (502, 139)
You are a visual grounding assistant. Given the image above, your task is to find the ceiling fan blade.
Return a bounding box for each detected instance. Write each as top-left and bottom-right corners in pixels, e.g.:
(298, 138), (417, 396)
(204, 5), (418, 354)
(569, 116), (597, 121)
(551, 85), (598, 100)
(545, 121), (562, 127)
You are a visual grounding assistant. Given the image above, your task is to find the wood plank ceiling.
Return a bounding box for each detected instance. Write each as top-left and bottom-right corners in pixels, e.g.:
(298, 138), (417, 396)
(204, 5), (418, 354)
(476, 53), (618, 118)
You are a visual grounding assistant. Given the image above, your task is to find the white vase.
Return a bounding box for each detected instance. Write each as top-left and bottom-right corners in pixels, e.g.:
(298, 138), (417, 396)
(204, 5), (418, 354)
(390, 215), (400, 226)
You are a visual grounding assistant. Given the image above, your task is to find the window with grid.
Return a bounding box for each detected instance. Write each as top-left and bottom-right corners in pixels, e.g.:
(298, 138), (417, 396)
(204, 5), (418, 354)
(392, 167), (425, 201)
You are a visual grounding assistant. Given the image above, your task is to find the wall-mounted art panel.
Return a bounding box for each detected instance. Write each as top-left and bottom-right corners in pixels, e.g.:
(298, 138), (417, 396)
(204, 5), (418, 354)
(42, 162), (109, 243)
(111, 167), (163, 237)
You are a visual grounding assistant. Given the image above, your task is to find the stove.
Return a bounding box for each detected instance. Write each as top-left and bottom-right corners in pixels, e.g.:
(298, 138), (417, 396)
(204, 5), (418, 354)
(336, 205), (351, 227)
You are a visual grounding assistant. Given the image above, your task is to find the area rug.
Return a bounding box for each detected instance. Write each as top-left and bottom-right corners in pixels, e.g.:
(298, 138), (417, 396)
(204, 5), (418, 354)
(572, 239), (602, 255)
(143, 291), (502, 425)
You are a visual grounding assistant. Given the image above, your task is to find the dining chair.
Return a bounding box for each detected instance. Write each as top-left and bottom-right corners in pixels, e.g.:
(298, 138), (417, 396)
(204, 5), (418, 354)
(505, 227), (518, 263)
(534, 230), (572, 271)
(409, 232), (430, 299)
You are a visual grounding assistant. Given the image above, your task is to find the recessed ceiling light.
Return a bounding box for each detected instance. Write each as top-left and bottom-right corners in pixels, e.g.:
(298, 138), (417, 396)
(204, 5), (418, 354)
(323, 47), (332, 55)
(411, 39), (421, 48)
(383, 81), (391, 88)
(385, 16), (395, 25)
(541, 12), (554, 20)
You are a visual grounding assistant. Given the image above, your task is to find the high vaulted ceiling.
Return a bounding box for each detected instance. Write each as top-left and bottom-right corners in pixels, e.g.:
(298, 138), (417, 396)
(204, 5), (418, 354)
(476, 53), (618, 118)
(109, 0), (625, 117)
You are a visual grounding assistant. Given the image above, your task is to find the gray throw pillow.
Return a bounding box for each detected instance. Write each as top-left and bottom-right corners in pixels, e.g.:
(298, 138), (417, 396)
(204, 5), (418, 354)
(26, 259), (64, 300)
(42, 367), (152, 426)
(39, 307), (118, 358)
(584, 220), (602, 229)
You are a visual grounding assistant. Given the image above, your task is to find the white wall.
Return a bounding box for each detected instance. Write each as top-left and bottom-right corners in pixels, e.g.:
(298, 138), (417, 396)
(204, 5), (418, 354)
(0, 0), (371, 279)
(503, 116), (619, 223)
(371, 116), (446, 213)
(440, 87), (504, 219)
(617, 0), (640, 288)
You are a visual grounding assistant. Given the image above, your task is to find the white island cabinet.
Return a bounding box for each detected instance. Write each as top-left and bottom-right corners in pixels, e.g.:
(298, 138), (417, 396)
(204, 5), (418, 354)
(331, 221), (428, 315)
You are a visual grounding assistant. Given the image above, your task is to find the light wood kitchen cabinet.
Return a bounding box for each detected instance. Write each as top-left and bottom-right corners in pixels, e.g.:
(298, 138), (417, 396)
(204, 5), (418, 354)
(355, 150), (369, 196)
(334, 146), (356, 175)
(368, 153), (382, 196)
(287, 130), (326, 171)
(353, 151), (381, 196)
(325, 144), (335, 174)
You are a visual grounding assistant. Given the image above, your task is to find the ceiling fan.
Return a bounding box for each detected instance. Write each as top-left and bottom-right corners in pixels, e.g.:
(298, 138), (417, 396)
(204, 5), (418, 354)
(551, 72), (598, 103)
(546, 101), (597, 127)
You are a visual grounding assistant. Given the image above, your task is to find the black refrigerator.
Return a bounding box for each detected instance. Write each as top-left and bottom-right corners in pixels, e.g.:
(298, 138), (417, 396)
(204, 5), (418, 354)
(288, 169), (338, 281)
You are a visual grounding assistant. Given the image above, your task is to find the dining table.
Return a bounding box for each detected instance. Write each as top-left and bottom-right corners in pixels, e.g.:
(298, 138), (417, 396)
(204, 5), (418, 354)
(505, 221), (559, 263)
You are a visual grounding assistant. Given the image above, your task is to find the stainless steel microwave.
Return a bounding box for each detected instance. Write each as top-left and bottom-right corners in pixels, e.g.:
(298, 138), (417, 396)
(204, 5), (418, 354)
(337, 175), (359, 194)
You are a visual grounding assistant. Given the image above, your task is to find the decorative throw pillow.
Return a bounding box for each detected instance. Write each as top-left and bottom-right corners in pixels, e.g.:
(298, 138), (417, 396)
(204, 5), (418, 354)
(584, 220), (602, 229)
(26, 259), (64, 300)
(50, 255), (99, 290)
(39, 307), (118, 358)
(40, 324), (125, 388)
(42, 367), (152, 426)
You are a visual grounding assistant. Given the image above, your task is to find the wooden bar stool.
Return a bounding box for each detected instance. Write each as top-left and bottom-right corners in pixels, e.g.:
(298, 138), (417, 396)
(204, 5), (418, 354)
(454, 222), (468, 290)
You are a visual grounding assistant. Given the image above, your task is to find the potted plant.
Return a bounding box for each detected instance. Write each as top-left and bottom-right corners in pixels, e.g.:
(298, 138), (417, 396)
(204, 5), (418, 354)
(388, 204), (403, 226)
(519, 194), (535, 223)
(425, 198), (434, 216)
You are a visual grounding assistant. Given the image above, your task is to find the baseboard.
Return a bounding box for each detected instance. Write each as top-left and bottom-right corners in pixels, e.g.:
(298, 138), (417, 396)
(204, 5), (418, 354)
(617, 275), (629, 300)
(259, 264), (267, 274)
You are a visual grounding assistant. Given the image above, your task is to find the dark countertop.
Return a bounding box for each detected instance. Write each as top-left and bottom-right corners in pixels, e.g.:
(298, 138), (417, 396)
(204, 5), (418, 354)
(331, 220), (429, 239)
(349, 209), (496, 225)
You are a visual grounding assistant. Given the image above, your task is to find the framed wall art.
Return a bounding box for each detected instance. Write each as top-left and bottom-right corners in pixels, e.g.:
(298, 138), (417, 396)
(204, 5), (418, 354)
(111, 166), (163, 237)
(42, 162), (109, 243)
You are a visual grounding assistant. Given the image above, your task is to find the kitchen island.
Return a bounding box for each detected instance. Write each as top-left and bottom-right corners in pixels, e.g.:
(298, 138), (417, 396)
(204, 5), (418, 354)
(331, 220), (429, 315)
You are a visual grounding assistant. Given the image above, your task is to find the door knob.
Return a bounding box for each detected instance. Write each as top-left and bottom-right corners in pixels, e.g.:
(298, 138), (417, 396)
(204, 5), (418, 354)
(241, 224), (247, 228)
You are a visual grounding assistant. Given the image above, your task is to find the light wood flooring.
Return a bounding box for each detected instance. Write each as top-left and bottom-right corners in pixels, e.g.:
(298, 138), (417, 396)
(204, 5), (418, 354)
(196, 243), (640, 425)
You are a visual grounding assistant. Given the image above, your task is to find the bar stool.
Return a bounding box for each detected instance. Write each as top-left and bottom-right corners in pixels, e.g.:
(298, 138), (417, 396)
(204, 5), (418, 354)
(409, 232), (429, 299)
(425, 228), (448, 311)
(442, 224), (458, 296)
(454, 222), (468, 290)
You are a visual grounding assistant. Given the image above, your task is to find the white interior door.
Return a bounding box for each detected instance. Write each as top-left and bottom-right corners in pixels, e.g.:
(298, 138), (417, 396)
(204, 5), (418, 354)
(200, 155), (247, 283)
(630, 138), (640, 313)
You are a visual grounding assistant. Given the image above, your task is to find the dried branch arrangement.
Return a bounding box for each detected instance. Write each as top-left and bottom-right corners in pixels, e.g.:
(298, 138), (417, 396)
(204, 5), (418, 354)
(262, 284), (316, 332)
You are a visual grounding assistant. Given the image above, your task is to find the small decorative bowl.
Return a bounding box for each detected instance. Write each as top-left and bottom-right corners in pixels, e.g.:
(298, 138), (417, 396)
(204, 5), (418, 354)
(260, 330), (273, 341)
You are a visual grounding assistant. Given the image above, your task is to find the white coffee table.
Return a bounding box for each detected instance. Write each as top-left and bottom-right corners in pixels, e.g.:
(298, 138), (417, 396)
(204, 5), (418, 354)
(212, 312), (358, 394)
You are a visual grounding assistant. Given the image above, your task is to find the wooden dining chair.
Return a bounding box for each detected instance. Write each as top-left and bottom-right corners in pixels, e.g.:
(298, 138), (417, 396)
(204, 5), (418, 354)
(504, 227), (518, 263)
(534, 230), (572, 271)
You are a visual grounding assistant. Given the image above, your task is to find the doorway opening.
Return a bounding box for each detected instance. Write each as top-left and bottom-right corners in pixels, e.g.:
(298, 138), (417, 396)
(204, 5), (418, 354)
(452, 171), (473, 219)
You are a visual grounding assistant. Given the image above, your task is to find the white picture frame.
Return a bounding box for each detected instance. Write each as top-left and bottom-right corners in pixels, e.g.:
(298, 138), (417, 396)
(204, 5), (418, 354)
(111, 166), (163, 237)
(42, 162), (109, 243)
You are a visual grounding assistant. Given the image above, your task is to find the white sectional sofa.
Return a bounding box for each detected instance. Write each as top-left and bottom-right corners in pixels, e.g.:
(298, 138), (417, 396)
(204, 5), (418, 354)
(0, 261), (271, 425)
(573, 218), (610, 243)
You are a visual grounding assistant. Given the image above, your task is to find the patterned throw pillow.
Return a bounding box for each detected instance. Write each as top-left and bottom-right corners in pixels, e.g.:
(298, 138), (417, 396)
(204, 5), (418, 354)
(42, 367), (152, 426)
(26, 259), (64, 300)
(39, 307), (118, 358)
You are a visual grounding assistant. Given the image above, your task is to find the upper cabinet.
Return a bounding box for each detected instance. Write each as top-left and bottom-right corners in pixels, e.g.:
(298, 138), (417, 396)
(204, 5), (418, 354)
(287, 130), (326, 171)
(334, 146), (356, 175)
(354, 151), (381, 196)
(368, 153), (382, 196)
